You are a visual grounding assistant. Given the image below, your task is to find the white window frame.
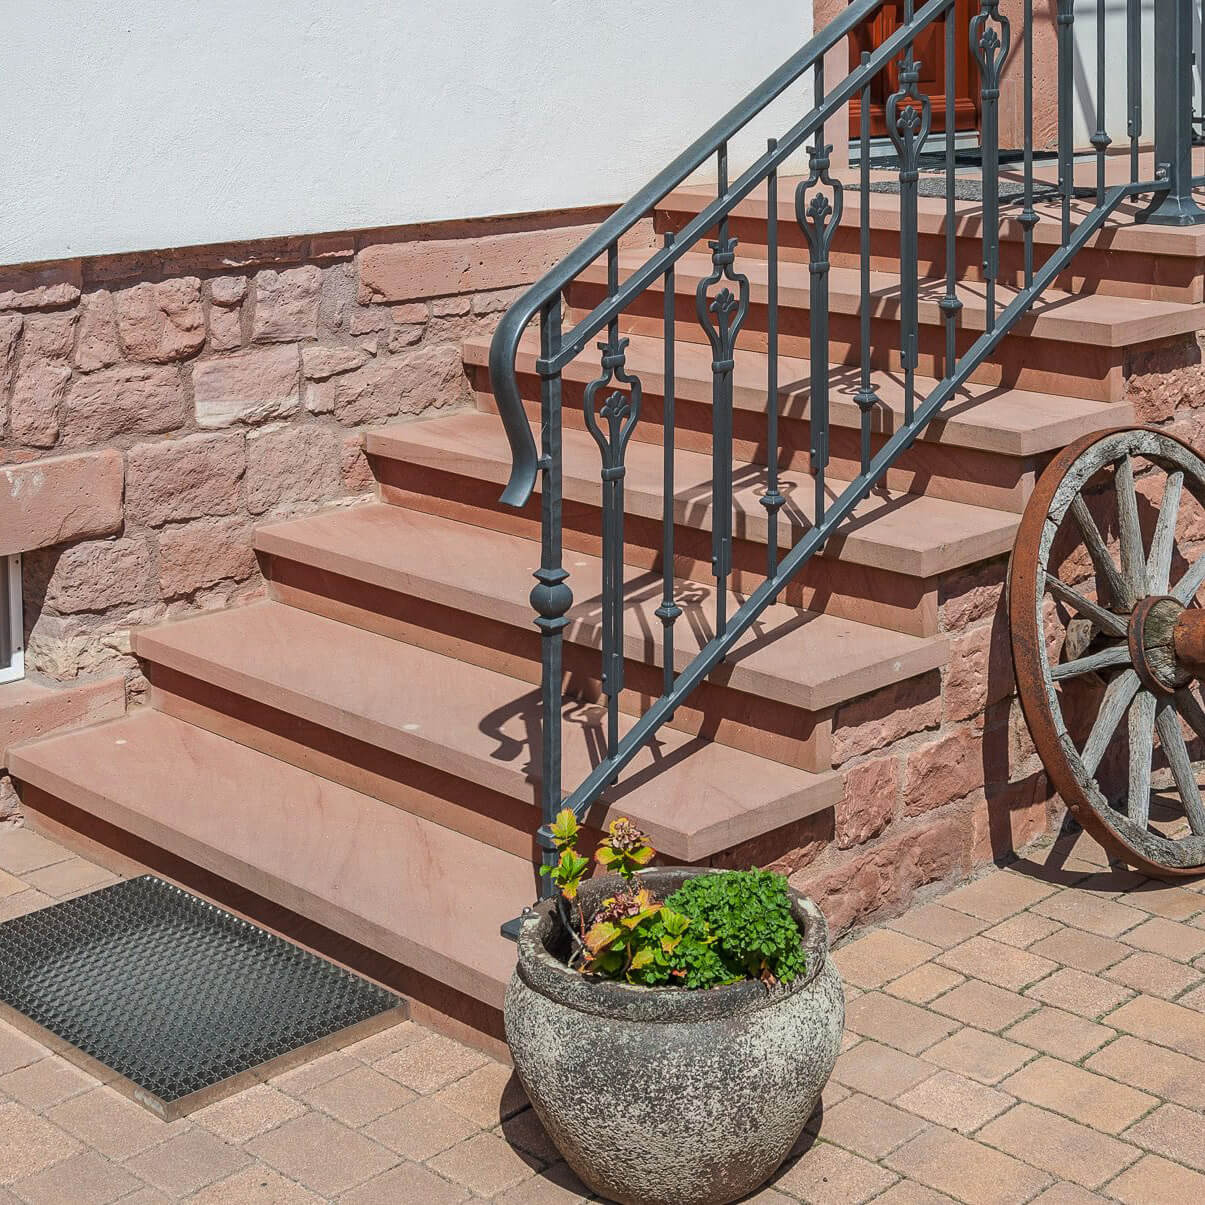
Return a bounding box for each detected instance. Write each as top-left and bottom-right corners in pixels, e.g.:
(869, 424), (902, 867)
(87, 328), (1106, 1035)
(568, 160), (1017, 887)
(0, 554), (24, 685)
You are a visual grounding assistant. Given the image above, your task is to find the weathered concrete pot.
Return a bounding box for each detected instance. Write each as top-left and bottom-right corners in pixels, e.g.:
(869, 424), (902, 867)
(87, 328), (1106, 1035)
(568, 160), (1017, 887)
(504, 868), (844, 1205)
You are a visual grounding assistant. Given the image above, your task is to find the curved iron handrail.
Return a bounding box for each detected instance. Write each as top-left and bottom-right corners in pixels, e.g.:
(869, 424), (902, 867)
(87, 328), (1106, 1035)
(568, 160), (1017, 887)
(489, 0), (916, 508)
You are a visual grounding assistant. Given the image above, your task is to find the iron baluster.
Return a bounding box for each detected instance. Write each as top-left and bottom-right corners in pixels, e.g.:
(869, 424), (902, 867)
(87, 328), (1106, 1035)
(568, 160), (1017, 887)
(941, 16), (962, 377)
(855, 53), (881, 476)
(1019, 0), (1038, 286)
(1056, 0), (1075, 244)
(762, 139), (786, 575)
(531, 298), (571, 894)
(1092, 0), (1111, 203)
(657, 233), (681, 697)
(1128, 0), (1141, 182)
(696, 143), (748, 637)
(886, 27), (931, 422)
(971, 0), (1010, 331)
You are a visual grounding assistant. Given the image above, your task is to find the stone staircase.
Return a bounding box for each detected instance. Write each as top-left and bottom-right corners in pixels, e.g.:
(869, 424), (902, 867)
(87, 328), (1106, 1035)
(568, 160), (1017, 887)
(9, 183), (1205, 1042)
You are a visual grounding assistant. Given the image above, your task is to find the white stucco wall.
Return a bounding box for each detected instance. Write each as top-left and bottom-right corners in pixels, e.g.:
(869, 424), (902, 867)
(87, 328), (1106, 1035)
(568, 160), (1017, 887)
(1070, 0), (1155, 148)
(1, 1), (816, 266)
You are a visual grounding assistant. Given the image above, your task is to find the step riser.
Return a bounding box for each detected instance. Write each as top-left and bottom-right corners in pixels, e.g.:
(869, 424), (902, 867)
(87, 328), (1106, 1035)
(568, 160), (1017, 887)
(259, 553), (835, 772)
(470, 380), (1040, 514)
(567, 291), (1127, 403)
(147, 666), (543, 862)
(657, 210), (1205, 303)
(373, 463), (941, 637)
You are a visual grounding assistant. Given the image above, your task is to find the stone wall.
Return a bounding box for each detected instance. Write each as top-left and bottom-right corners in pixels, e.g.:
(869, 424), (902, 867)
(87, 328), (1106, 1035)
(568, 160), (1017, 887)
(0, 210), (608, 698)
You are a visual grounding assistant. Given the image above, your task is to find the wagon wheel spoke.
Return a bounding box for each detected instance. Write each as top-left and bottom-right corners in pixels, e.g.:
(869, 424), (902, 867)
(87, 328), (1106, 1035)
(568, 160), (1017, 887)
(1069, 495), (1134, 611)
(1045, 574), (1128, 638)
(1148, 470), (1184, 595)
(1155, 700), (1205, 836)
(1172, 548), (1205, 606)
(1175, 687), (1205, 744)
(1128, 689), (1157, 828)
(1080, 669), (1140, 778)
(1051, 644), (1132, 681)
(1114, 454), (1147, 600)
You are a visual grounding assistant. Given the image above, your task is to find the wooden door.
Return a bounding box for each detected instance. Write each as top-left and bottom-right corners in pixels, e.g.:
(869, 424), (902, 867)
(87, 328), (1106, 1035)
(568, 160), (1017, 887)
(848, 0), (980, 139)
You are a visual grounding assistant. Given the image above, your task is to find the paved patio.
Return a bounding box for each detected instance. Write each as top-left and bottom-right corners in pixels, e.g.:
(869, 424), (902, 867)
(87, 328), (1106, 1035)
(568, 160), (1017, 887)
(1, 826), (1205, 1203)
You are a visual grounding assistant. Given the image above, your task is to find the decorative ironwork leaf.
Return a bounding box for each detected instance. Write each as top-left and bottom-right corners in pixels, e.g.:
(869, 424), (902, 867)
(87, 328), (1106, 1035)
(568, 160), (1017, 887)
(582, 335), (642, 471)
(794, 142), (844, 260)
(694, 236), (750, 364)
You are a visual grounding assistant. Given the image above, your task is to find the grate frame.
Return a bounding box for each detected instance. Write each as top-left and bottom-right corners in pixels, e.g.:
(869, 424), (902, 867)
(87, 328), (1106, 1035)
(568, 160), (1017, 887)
(0, 874), (406, 1118)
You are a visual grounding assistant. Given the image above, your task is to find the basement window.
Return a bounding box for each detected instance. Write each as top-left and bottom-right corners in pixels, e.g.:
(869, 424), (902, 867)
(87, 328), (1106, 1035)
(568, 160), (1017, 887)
(0, 555), (23, 684)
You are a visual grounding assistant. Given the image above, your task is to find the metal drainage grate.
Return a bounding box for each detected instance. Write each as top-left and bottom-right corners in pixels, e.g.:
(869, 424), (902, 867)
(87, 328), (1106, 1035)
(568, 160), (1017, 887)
(0, 875), (404, 1117)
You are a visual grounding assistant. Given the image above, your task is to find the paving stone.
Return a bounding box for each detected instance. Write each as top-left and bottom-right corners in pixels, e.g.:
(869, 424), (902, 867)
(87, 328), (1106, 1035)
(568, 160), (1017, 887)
(1122, 1102), (1205, 1171)
(894, 1069), (1013, 1134)
(1029, 891), (1149, 938)
(492, 1161), (592, 1203)
(872, 1181), (960, 1205)
(1106, 1153), (1205, 1204)
(1000, 1055), (1156, 1133)
(977, 1103), (1140, 1191)
(374, 1033), (488, 1094)
(425, 1130), (543, 1197)
(1105, 950), (1202, 1000)
(921, 1027), (1033, 1085)
(981, 913), (1063, 949)
(845, 994), (959, 1054)
(883, 1126), (1052, 1204)
(1003, 1007), (1115, 1062)
(8, 1148), (141, 1205)
(343, 1020), (426, 1063)
(1123, 881), (1205, 921)
(0, 868), (27, 898)
(0, 1025), (49, 1077)
(939, 873), (1056, 922)
(0, 892), (55, 923)
(1174, 980), (1205, 1011)
(833, 931), (943, 989)
(362, 1095), (480, 1161)
(191, 1083), (307, 1144)
(19, 857), (118, 899)
(816, 1093), (929, 1159)
(123, 1129), (251, 1199)
(1029, 1185), (1112, 1205)
(936, 936), (1058, 991)
(267, 1050), (359, 1095)
(1121, 916), (1205, 960)
(0, 830), (71, 876)
(1025, 967), (1135, 1019)
(775, 1141), (898, 1204)
(886, 904), (990, 948)
(432, 1061), (528, 1128)
(887, 964), (966, 1004)
(929, 979), (1036, 1031)
(496, 1106), (560, 1163)
(1085, 1034), (1205, 1110)
(0, 1058), (98, 1112)
(301, 1063), (416, 1127)
(47, 1087), (181, 1160)
(339, 1160), (469, 1205)
(245, 1112), (398, 1197)
(0, 1101), (80, 1186)
(1028, 929), (1129, 973)
(831, 1040), (938, 1100)
(1106, 993), (1205, 1059)
(186, 1165), (326, 1204)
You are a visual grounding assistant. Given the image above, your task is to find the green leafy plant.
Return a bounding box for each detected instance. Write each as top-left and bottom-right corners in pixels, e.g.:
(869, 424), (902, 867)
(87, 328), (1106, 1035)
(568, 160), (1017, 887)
(541, 811), (805, 990)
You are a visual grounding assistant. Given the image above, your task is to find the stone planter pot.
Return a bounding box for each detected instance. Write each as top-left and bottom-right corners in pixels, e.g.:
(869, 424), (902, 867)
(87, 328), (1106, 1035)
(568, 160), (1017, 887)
(504, 868), (845, 1205)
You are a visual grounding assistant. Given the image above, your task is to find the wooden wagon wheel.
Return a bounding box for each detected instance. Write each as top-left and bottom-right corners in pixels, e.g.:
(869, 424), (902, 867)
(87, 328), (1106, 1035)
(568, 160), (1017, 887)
(1010, 426), (1205, 877)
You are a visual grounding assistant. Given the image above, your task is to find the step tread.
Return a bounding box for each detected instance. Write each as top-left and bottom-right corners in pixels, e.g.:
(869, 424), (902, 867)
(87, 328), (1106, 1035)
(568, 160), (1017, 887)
(255, 503), (948, 712)
(463, 331), (1132, 457)
(133, 600), (843, 860)
(574, 247), (1205, 346)
(366, 410), (1019, 578)
(8, 709), (524, 1008)
(662, 180), (1205, 257)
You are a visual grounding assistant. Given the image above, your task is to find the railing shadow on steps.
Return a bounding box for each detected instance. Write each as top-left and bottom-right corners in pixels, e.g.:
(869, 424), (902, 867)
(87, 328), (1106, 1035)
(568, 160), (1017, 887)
(488, 0), (1205, 935)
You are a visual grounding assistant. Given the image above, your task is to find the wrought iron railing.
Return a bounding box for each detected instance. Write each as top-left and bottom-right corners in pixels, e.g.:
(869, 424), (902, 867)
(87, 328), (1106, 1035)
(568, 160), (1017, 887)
(490, 0), (1204, 930)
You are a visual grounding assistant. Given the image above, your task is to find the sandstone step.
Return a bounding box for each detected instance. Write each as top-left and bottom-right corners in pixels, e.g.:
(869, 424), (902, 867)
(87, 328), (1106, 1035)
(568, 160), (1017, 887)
(659, 183), (1205, 302)
(464, 331), (1133, 512)
(8, 708), (524, 1010)
(569, 249), (1205, 401)
(133, 600), (843, 861)
(254, 503), (948, 770)
(364, 410), (1017, 636)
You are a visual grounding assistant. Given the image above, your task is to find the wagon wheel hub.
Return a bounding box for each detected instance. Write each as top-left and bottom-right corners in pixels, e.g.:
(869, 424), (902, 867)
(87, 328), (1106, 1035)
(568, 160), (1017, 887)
(1129, 595), (1199, 695)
